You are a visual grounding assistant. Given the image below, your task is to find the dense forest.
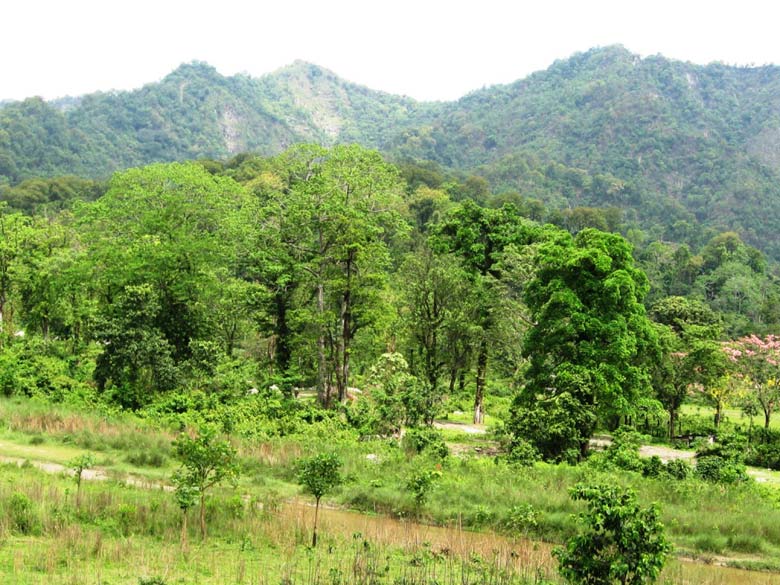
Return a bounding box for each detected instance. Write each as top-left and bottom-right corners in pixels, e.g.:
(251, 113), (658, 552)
(6, 48), (780, 583)
(2, 145), (779, 447)
(4, 46), (780, 259)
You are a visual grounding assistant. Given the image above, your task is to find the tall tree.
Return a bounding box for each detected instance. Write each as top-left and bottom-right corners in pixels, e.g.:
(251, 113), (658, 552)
(79, 162), (250, 402)
(723, 335), (780, 428)
(433, 200), (541, 423)
(269, 144), (406, 405)
(516, 228), (658, 459)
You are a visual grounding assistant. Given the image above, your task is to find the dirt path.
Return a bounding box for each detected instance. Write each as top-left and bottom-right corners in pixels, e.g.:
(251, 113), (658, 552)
(433, 420), (487, 434)
(638, 444), (697, 463)
(0, 454), (173, 491)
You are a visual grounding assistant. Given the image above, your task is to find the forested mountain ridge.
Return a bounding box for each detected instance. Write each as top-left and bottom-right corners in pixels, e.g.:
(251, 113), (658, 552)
(0, 61), (433, 181)
(4, 46), (780, 256)
(390, 46), (780, 255)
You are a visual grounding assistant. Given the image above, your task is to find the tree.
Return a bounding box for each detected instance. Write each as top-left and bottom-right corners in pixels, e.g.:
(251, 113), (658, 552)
(723, 335), (780, 428)
(172, 425), (240, 540)
(398, 246), (472, 406)
(68, 453), (95, 509)
(79, 162), (250, 371)
(93, 284), (179, 408)
(554, 483), (669, 585)
(363, 352), (428, 434)
(687, 341), (732, 428)
(515, 228), (658, 459)
(0, 206), (35, 341)
(650, 297), (721, 438)
(297, 453), (342, 547)
(266, 144), (406, 405)
(432, 200), (542, 423)
(172, 479), (199, 551)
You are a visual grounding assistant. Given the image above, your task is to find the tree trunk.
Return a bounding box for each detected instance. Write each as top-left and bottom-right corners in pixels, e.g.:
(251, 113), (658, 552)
(312, 497), (320, 548)
(714, 402), (722, 428)
(199, 492), (207, 540)
(275, 289), (292, 373)
(316, 282), (328, 407)
(765, 407), (771, 430)
(180, 510), (188, 551)
(473, 339), (488, 424)
(337, 289), (351, 403)
(336, 251), (354, 404)
(668, 408), (677, 440)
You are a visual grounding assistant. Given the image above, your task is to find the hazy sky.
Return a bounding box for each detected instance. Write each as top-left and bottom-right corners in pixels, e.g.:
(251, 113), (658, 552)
(3, 0), (780, 102)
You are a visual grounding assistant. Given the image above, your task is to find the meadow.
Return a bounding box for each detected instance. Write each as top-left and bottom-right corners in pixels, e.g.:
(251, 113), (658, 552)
(1, 398), (780, 583)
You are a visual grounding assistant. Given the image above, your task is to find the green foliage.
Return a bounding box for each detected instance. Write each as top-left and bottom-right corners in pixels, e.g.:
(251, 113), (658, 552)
(172, 424), (240, 538)
(588, 428), (646, 473)
(172, 425), (240, 493)
(509, 392), (593, 464)
(297, 453), (343, 502)
(515, 227), (658, 460)
(664, 458), (693, 480)
(401, 427), (449, 459)
(554, 483), (670, 585)
(405, 467), (442, 507)
(8, 492), (39, 535)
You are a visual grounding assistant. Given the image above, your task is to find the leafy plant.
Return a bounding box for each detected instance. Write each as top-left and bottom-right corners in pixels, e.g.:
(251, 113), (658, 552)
(297, 453), (343, 547)
(172, 424), (240, 539)
(554, 483), (670, 585)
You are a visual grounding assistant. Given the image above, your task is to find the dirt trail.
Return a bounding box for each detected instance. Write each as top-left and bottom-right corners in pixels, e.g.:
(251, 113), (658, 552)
(0, 454), (173, 491)
(433, 420), (487, 434)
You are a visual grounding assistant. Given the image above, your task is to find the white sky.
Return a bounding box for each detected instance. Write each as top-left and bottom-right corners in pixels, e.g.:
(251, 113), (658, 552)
(3, 0), (780, 102)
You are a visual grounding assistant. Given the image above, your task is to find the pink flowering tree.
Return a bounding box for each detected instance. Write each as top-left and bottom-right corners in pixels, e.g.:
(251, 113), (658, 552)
(723, 335), (780, 429)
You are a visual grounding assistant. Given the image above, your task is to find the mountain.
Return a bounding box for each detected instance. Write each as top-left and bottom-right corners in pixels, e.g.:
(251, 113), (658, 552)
(389, 46), (780, 255)
(4, 47), (780, 257)
(0, 61), (435, 181)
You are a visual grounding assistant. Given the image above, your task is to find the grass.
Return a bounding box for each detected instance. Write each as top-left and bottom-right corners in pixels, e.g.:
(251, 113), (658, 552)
(0, 463), (777, 584)
(3, 397), (780, 581)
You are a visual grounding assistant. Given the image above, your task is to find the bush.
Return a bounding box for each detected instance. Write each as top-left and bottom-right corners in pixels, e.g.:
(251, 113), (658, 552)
(8, 492), (39, 535)
(126, 450), (166, 468)
(401, 427), (448, 459)
(694, 455), (749, 484)
(745, 441), (780, 470)
(554, 483), (669, 585)
(642, 456), (664, 478)
(664, 458), (693, 480)
(503, 504), (539, 536)
(405, 467), (441, 507)
(589, 427), (646, 473)
(506, 438), (540, 467)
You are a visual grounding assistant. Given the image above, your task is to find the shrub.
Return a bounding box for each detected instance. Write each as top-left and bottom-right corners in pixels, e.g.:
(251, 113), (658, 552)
(694, 455), (749, 484)
(401, 427), (448, 459)
(664, 458), (693, 480)
(503, 504), (539, 536)
(506, 438), (540, 467)
(8, 492), (39, 535)
(642, 456), (664, 478)
(554, 483), (669, 585)
(405, 467), (441, 507)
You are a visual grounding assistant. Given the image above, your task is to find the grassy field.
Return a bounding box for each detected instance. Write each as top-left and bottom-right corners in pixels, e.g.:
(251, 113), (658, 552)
(2, 398), (780, 582)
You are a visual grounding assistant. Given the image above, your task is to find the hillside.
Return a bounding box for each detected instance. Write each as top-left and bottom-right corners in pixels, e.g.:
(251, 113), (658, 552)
(4, 47), (780, 256)
(390, 46), (780, 254)
(0, 61), (434, 181)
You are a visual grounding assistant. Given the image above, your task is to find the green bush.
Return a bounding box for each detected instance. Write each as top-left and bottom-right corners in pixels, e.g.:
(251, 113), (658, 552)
(401, 427), (448, 459)
(664, 458), (693, 480)
(554, 483), (669, 585)
(8, 492), (39, 535)
(694, 455), (749, 484)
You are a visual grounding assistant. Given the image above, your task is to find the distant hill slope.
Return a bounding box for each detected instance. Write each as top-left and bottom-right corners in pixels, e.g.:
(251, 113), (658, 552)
(389, 46), (780, 254)
(4, 47), (780, 256)
(0, 61), (435, 181)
